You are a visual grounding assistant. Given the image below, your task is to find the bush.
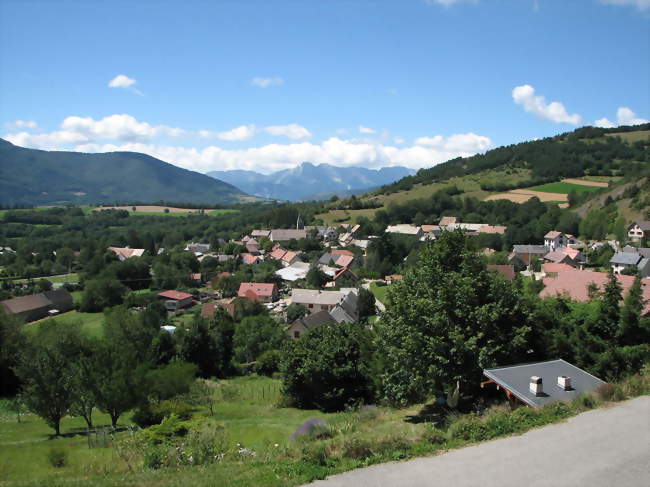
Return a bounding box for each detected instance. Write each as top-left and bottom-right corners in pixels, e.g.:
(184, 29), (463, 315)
(575, 393), (599, 410)
(300, 442), (332, 466)
(47, 446), (67, 468)
(132, 400), (194, 427)
(448, 414), (488, 442)
(183, 421), (229, 465)
(340, 436), (373, 460)
(254, 349), (282, 376)
(596, 384), (616, 402)
(140, 415), (189, 445)
(420, 426), (447, 445)
(483, 409), (519, 438)
(509, 406), (542, 429)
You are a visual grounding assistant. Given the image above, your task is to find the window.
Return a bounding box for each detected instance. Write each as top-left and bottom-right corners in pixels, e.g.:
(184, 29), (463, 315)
(294, 331), (300, 338)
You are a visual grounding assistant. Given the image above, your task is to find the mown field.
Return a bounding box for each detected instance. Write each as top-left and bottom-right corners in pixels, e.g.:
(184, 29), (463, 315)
(24, 311), (106, 338)
(369, 282), (391, 306)
(528, 182), (603, 194)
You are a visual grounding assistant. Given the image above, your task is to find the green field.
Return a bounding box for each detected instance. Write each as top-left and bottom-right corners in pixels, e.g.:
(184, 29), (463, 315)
(370, 282), (391, 306)
(25, 311), (106, 338)
(528, 182), (602, 194)
(606, 129), (650, 144)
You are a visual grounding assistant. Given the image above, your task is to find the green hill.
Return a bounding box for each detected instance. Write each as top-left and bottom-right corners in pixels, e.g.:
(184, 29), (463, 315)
(0, 139), (247, 206)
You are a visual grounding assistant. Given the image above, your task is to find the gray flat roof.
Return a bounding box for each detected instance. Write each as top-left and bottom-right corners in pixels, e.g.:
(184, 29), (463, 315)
(483, 359), (606, 409)
(610, 252), (641, 266)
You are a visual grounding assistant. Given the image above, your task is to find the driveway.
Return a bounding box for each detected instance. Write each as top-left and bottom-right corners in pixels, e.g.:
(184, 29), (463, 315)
(307, 396), (650, 487)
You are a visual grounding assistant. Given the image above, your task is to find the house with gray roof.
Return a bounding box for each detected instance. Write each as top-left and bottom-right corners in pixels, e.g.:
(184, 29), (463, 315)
(627, 221), (650, 242)
(1, 289), (73, 322)
(286, 310), (334, 339)
(509, 245), (549, 267)
(270, 229), (307, 242)
(610, 252), (642, 274)
(482, 359), (606, 409)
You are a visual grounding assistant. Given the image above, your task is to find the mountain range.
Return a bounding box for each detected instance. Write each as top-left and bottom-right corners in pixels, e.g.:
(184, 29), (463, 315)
(0, 139), (246, 206)
(207, 162), (415, 201)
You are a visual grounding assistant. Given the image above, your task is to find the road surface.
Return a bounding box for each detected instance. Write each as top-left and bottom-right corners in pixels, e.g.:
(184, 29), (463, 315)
(307, 396), (650, 487)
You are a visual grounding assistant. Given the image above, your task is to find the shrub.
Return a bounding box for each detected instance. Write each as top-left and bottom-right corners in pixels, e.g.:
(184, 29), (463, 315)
(483, 410), (518, 438)
(448, 414), (488, 442)
(575, 393), (599, 411)
(420, 426), (447, 445)
(374, 434), (412, 455)
(340, 436), (373, 460)
(509, 406), (542, 429)
(132, 401), (194, 427)
(140, 415), (189, 445)
(254, 350), (282, 376)
(596, 383), (616, 402)
(183, 421), (229, 465)
(47, 446), (68, 468)
(300, 442), (332, 466)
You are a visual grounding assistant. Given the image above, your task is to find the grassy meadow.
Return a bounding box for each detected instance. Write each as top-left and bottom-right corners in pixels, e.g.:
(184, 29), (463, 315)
(528, 181), (603, 194)
(1, 369), (648, 487)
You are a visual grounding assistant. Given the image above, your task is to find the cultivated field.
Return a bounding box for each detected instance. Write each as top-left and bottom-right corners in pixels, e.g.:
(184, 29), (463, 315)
(561, 178), (609, 188)
(92, 206), (238, 216)
(527, 182), (602, 194)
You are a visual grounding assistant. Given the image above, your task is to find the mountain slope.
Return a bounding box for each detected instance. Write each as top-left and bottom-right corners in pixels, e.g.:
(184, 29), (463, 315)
(208, 162), (414, 201)
(0, 139), (247, 205)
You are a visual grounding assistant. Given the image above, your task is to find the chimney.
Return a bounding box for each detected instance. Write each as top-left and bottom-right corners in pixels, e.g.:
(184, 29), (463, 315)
(557, 376), (572, 391)
(529, 376), (543, 396)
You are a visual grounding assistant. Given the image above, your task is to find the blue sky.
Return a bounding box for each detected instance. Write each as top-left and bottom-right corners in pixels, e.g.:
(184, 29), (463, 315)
(1, 0), (648, 174)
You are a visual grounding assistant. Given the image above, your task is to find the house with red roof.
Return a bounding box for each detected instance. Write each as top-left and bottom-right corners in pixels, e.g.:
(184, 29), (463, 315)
(540, 269), (650, 315)
(237, 282), (279, 303)
(158, 290), (194, 311)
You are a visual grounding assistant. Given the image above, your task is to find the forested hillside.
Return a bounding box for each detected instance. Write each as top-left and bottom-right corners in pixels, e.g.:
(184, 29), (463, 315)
(0, 139), (247, 206)
(377, 124), (650, 195)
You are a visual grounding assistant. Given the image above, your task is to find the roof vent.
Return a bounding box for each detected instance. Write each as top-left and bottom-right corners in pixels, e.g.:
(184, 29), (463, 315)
(558, 376), (572, 391)
(529, 376), (543, 396)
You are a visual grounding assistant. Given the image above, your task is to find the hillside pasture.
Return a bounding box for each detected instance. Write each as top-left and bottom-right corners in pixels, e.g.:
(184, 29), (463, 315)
(25, 311), (106, 338)
(605, 129), (650, 144)
(91, 206), (238, 217)
(527, 182), (602, 194)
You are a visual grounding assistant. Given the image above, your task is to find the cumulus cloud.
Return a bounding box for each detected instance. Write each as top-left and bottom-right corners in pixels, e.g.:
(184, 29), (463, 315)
(358, 125), (376, 134)
(599, 0), (650, 11)
(4, 114), (183, 148)
(250, 77), (284, 88)
(67, 132), (492, 174)
(264, 124), (312, 140)
(108, 74), (142, 95)
(217, 124), (256, 141)
(4, 120), (38, 130)
(4, 114), (493, 174)
(512, 84), (582, 125)
(594, 107), (649, 128)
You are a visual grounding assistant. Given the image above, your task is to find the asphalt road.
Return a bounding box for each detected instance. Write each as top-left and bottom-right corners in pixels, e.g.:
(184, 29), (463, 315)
(307, 396), (650, 487)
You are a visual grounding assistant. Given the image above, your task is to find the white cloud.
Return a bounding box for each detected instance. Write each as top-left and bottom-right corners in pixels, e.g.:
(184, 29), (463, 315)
(217, 124), (256, 141)
(599, 0), (650, 11)
(4, 114), (183, 148)
(250, 77), (284, 88)
(108, 74), (142, 95)
(594, 107), (649, 128)
(4, 114), (493, 174)
(616, 107), (649, 125)
(512, 84), (582, 125)
(66, 132), (492, 174)
(5, 120), (38, 130)
(594, 117), (616, 128)
(264, 124), (312, 140)
(358, 125), (376, 134)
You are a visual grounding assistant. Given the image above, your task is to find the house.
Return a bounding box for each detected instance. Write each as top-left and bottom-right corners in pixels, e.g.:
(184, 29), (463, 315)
(286, 310), (334, 339)
(486, 265), (516, 281)
(1, 289), (74, 322)
(329, 289), (359, 322)
(305, 226), (339, 241)
(385, 224), (423, 238)
(610, 252), (642, 274)
(318, 252), (354, 268)
(189, 273), (203, 285)
(275, 262), (310, 282)
(421, 225), (442, 239)
(540, 269), (650, 315)
(542, 262), (575, 276)
(210, 271), (232, 289)
(543, 231), (576, 251)
(245, 239), (261, 255)
(237, 282), (279, 303)
(108, 246), (145, 260)
(291, 288), (358, 318)
(158, 290), (194, 311)
(543, 250), (577, 267)
(185, 242), (211, 253)
(509, 245), (549, 267)
(628, 221), (650, 242)
(482, 359), (606, 409)
(241, 253), (261, 265)
(251, 229), (271, 239)
(331, 267), (357, 284)
(477, 225), (508, 235)
(281, 251), (300, 267)
(269, 229), (307, 242)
